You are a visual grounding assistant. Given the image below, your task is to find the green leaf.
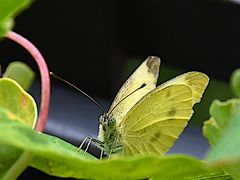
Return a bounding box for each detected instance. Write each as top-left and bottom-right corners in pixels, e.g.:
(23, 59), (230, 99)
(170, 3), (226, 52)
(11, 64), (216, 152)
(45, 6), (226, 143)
(151, 168), (232, 180)
(0, 0), (33, 37)
(203, 99), (240, 146)
(203, 99), (240, 179)
(3, 61), (35, 90)
(231, 68), (240, 98)
(0, 108), (96, 178)
(0, 78), (37, 127)
(32, 155), (206, 179)
(0, 114), (232, 179)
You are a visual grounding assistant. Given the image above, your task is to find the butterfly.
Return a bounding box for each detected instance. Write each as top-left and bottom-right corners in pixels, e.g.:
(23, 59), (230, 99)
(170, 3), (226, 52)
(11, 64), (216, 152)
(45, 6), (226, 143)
(51, 56), (209, 158)
(94, 56), (209, 157)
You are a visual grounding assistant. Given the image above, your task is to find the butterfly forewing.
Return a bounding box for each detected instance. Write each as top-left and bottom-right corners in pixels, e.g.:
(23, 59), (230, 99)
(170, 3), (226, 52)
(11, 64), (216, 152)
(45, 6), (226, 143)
(122, 84), (193, 156)
(108, 56), (160, 125)
(98, 57), (161, 142)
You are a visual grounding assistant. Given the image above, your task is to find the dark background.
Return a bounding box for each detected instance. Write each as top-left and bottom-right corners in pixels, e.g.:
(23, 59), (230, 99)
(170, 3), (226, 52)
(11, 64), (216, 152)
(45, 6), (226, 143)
(1, 0), (240, 98)
(1, 0), (240, 179)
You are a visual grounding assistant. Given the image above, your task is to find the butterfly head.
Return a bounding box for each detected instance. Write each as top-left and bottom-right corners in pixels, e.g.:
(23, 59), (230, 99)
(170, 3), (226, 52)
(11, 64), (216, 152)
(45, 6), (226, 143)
(99, 113), (116, 131)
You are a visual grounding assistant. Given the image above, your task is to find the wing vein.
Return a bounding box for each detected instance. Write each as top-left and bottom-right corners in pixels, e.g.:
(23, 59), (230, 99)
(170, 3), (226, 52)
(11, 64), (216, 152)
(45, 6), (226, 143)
(127, 108), (192, 131)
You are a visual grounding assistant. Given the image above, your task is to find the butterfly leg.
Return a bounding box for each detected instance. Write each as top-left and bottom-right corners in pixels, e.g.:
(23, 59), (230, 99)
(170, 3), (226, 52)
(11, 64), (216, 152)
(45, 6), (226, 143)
(78, 136), (106, 159)
(108, 149), (113, 160)
(91, 138), (105, 148)
(83, 137), (93, 155)
(91, 138), (107, 159)
(100, 149), (104, 160)
(78, 136), (92, 152)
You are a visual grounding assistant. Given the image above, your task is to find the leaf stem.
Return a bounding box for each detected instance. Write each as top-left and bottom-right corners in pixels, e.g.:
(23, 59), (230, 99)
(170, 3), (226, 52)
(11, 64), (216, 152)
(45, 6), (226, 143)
(6, 31), (50, 132)
(2, 151), (34, 180)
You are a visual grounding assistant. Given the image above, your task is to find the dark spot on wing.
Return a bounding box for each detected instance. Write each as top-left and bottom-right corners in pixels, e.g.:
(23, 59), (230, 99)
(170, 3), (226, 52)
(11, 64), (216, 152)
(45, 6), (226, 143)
(150, 132), (161, 142)
(167, 108), (176, 116)
(146, 56), (160, 76)
(154, 132), (161, 138)
(165, 90), (171, 98)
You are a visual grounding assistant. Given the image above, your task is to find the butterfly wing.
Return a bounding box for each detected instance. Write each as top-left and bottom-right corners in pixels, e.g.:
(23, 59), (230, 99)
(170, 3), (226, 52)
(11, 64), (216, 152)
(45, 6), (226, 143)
(121, 72), (209, 156)
(108, 56), (161, 125)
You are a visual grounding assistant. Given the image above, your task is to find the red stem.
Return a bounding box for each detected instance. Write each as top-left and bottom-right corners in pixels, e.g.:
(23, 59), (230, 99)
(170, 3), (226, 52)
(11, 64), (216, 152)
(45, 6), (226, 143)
(6, 31), (50, 132)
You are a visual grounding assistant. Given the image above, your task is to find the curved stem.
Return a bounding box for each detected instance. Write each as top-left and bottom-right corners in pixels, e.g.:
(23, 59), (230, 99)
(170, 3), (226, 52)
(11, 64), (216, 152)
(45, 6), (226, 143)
(2, 151), (34, 180)
(6, 31), (50, 132)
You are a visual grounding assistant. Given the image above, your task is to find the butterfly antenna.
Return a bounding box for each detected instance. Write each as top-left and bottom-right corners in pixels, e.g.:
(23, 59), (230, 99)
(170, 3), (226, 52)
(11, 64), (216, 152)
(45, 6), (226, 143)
(108, 83), (147, 115)
(50, 72), (106, 114)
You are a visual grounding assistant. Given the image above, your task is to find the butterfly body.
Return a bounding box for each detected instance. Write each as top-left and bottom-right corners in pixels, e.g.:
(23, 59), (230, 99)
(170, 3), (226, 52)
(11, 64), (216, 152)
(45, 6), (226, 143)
(98, 114), (123, 154)
(97, 56), (209, 157)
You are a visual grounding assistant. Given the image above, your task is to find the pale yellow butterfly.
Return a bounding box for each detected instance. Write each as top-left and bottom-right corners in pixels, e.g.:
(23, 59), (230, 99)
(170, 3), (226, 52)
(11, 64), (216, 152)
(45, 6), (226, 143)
(97, 56), (209, 156)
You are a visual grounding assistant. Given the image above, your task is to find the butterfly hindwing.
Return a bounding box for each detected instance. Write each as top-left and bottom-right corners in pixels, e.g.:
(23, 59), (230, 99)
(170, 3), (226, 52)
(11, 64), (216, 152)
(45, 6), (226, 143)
(122, 84), (193, 156)
(159, 71), (209, 104)
(121, 72), (209, 156)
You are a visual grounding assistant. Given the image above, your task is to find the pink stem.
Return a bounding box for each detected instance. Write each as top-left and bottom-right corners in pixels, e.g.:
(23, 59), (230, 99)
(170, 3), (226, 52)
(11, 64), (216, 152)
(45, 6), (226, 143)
(6, 31), (50, 132)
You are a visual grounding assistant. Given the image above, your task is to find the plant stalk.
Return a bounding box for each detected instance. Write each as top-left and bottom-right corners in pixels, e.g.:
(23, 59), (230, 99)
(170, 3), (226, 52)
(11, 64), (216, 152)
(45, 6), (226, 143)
(2, 151), (34, 180)
(6, 31), (50, 132)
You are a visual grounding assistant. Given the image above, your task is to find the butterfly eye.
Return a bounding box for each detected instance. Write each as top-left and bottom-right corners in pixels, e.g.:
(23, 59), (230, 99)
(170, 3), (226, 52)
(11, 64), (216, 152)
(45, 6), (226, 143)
(108, 117), (116, 127)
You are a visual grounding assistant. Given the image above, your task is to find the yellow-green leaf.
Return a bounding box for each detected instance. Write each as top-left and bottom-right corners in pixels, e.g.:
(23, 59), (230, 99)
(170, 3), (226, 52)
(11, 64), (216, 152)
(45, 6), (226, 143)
(0, 78), (37, 178)
(0, 78), (37, 127)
